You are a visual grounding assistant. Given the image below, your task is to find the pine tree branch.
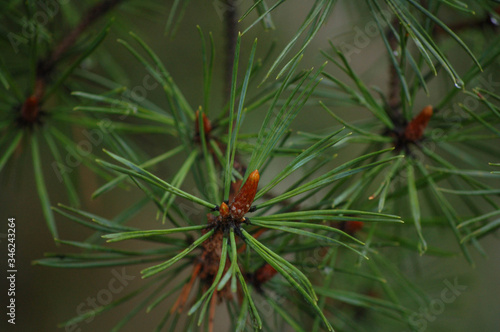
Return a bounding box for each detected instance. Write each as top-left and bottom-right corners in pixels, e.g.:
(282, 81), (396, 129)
(386, 19), (401, 120)
(37, 0), (127, 81)
(223, 0), (238, 102)
(19, 0), (127, 123)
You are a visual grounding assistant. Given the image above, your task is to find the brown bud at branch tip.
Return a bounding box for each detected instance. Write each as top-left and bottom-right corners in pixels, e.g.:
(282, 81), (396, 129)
(404, 105), (433, 141)
(230, 170), (260, 219)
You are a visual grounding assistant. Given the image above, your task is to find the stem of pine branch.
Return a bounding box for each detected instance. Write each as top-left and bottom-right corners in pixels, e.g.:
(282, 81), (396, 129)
(387, 19), (401, 121)
(37, 0), (126, 81)
(223, 0), (238, 102)
(19, 0), (126, 124)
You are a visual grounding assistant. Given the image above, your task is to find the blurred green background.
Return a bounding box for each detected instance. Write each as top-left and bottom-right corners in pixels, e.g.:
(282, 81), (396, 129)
(1, 1), (499, 331)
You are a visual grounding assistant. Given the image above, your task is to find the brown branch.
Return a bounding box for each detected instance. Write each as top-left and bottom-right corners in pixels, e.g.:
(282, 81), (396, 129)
(434, 11), (500, 36)
(385, 6), (499, 126)
(386, 18), (403, 124)
(37, 0), (126, 80)
(20, 0), (126, 124)
(223, 0), (238, 102)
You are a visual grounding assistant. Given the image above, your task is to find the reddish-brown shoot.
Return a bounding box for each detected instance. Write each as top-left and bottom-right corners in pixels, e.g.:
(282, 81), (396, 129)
(195, 110), (213, 138)
(404, 105), (433, 141)
(20, 96), (40, 123)
(230, 170), (260, 220)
